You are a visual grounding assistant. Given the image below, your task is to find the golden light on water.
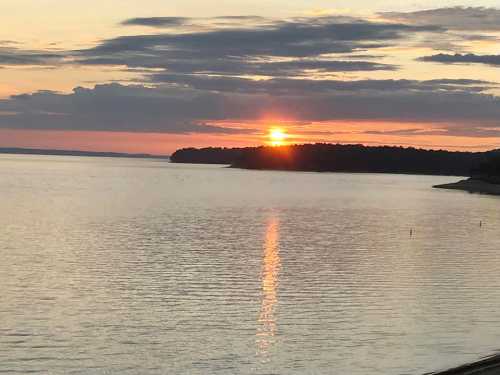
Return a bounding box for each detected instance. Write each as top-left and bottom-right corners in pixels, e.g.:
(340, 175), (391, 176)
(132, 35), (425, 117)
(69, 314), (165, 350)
(256, 215), (281, 359)
(268, 128), (287, 146)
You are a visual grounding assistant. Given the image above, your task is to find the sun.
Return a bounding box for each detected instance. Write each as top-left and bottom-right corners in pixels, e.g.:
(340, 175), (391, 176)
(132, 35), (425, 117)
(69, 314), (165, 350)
(269, 128), (287, 146)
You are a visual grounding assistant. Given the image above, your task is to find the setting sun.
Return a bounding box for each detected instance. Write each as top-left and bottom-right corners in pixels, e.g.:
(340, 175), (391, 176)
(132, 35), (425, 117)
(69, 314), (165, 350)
(269, 128), (287, 146)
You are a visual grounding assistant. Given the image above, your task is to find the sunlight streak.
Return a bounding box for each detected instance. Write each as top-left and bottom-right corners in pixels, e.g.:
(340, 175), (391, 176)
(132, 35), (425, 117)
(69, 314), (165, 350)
(256, 214), (281, 359)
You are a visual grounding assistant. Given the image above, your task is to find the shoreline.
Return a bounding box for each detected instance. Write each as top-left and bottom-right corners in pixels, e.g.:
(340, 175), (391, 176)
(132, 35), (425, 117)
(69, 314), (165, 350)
(429, 353), (500, 374)
(433, 178), (500, 196)
(229, 165), (465, 177)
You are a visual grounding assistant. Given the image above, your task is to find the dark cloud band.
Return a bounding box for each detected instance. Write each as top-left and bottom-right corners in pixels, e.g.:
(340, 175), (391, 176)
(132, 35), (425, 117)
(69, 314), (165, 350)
(420, 53), (500, 66)
(0, 81), (499, 138)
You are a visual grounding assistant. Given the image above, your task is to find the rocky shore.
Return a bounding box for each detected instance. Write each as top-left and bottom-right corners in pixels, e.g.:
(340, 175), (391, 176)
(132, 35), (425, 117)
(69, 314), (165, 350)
(430, 353), (500, 374)
(433, 178), (500, 196)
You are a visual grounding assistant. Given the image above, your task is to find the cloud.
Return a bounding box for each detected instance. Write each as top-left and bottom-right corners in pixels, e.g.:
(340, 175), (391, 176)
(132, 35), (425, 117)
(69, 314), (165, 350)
(259, 89), (500, 126)
(0, 46), (62, 66)
(381, 7), (500, 31)
(1, 12), (499, 142)
(363, 127), (500, 138)
(0, 83), (253, 134)
(150, 74), (494, 95)
(83, 24), (401, 58)
(420, 53), (500, 66)
(79, 56), (396, 76)
(381, 7), (500, 51)
(1, 80), (500, 139)
(121, 16), (269, 29)
(121, 17), (189, 27)
(74, 16), (437, 79)
(0, 15), (436, 75)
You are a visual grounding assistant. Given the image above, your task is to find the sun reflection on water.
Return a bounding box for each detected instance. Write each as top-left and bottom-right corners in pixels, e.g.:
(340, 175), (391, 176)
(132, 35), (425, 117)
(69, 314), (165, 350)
(256, 215), (281, 359)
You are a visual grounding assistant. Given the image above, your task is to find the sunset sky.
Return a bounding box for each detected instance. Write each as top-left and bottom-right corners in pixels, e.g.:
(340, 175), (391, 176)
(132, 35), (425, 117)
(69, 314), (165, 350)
(1, 0), (500, 154)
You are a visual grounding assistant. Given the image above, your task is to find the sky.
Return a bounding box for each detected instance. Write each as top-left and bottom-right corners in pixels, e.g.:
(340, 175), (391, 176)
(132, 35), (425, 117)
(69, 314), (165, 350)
(1, 0), (500, 154)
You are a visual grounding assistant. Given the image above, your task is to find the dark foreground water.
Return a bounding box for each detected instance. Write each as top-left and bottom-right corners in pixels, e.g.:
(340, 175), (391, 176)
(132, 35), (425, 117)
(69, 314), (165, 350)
(2, 155), (500, 375)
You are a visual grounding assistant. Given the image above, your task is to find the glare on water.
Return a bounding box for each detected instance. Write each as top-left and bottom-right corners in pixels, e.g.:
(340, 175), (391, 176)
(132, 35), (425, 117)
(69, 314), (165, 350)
(257, 215), (281, 358)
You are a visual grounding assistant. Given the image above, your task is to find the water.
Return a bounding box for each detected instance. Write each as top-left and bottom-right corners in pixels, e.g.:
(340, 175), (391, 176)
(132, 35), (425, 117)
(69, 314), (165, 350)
(2, 154), (500, 375)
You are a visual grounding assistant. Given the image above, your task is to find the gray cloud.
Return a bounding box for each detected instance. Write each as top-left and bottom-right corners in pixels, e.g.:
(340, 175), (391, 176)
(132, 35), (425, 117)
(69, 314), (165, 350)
(363, 126), (500, 138)
(150, 74), (494, 95)
(381, 7), (500, 51)
(121, 15), (268, 29)
(381, 7), (500, 31)
(260, 90), (500, 125)
(73, 17), (436, 79)
(121, 17), (189, 27)
(0, 46), (62, 66)
(415, 33), (497, 53)
(420, 53), (500, 66)
(1, 81), (500, 139)
(0, 15), (436, 75)
(79, 56), (396, 76)
(0, 84), (253, 134)
(80, 24), (411, 58)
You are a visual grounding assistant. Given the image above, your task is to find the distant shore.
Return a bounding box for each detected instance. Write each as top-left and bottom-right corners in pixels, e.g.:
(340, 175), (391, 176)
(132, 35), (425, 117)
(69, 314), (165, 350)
(0, 147), (169, 160)
(430, 353), (500, 374)
(433, 178), (500, 196)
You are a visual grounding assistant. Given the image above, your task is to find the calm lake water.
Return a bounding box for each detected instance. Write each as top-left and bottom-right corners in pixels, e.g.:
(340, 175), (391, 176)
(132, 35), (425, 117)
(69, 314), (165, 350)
(2, 154), (500, 375)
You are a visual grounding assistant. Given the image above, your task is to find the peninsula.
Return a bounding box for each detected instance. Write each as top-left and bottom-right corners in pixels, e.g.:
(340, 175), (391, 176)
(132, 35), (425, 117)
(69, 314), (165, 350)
(434, 154), (500, 195)
(171, 144), (490, 177)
